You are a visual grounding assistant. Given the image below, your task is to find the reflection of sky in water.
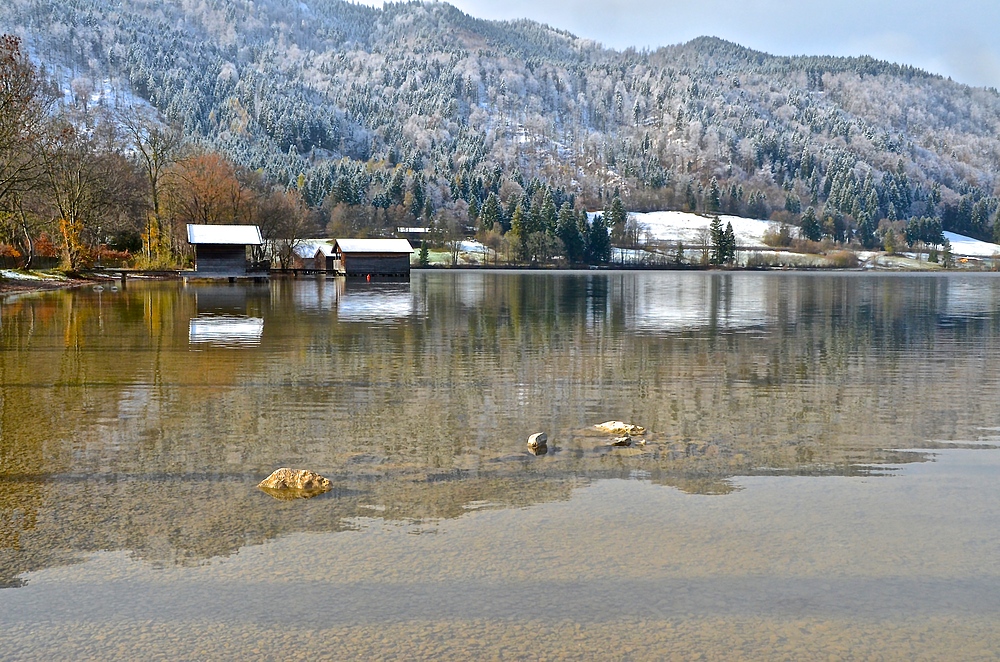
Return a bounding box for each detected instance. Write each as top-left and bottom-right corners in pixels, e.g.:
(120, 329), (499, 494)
(632, 275), (777, 332)
(188, 315), (264, 347)
(337, 287), (422, 322)
(942, 277), (1000, 318)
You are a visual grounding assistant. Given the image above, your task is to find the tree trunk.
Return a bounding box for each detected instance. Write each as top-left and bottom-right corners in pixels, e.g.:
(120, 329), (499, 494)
(17, 201), (33, 270)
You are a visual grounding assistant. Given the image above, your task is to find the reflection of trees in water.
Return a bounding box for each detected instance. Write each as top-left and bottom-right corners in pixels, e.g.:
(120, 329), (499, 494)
(1, 274), (1000, 582)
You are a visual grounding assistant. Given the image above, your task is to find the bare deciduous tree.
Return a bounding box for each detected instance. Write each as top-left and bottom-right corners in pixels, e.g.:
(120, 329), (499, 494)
(0, 35), (51, 267)
(119, 106), (183, 265)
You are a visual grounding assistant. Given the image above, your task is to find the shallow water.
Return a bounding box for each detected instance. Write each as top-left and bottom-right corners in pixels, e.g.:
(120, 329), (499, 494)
(2, 272), (1000, 659)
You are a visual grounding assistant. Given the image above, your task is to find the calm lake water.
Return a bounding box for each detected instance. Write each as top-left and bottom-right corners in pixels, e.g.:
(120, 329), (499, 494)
(3, 271), (1000, 659)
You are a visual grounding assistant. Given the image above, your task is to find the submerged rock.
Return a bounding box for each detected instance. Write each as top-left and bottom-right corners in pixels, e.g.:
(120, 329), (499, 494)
(594, 421), (645, 436)
(527, 432), (548, 453)
(258, 468), (331, 499)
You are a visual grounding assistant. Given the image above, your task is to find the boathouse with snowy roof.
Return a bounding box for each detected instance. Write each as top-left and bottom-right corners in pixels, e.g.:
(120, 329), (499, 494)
(186, 224), (265, 279)
(332, 238), (413, 277)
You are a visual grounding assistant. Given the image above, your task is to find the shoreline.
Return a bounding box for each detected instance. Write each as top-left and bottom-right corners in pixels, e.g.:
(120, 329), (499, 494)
(3, 262), (995, 299)
(0, 277), (90, 297)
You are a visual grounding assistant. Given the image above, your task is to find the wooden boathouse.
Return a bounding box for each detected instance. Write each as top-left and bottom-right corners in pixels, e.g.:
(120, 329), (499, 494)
(187, 224), (266, 279)
(332, 238), (413, 277)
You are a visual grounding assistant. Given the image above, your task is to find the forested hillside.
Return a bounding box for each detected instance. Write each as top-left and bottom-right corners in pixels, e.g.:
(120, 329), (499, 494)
(2, 0), (1000, 265)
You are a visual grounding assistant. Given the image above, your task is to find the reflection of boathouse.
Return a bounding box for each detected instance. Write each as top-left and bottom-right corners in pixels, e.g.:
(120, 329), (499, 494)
(187, 283), (268, 346)
(332, 238), (413, 277)
(187, 224), (265, 279)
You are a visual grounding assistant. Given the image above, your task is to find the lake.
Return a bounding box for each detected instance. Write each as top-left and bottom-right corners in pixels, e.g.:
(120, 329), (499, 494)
(2, 271), (1000, 659)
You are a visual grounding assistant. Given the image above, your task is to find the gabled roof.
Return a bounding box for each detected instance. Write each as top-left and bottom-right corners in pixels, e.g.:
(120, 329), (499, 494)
(293, 242), (319, 258)
(187, 224), (263, 246)
(292, 240), (335, 258)
(334, 238), (413, 254)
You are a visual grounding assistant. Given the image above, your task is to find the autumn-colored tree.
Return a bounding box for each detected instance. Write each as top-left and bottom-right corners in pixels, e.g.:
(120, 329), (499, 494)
(325, 201), (371, 238)
(164, 152), (255, 230)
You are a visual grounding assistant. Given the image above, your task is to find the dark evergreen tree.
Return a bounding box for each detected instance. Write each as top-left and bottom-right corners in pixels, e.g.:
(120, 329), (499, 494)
(857, 211), (878, 248)
(584, 214), (611, 265)
(722, 221), (737, 264)
(683, 181), (697, 212)
(388, 168), (405, 206)
(510, 203), (529, 262)
(468, 196), (480, 224)
(539, 188), (558, 235)
(707, 177), (721, 213)
(408, 174), (425, 218)
(556, 202), (584, 263)
(785, 193), (802, 215)
(709, 215), (724, 265)
(800, 206), (822, 242)
(905, 216), (944, 246)
(479, 192), (500, 231)
(746, 191), (769, 219)
(605, 194), (627, 244)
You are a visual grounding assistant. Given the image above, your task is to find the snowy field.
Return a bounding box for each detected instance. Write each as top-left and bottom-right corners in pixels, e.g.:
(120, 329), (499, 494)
(632, 211), (778, 248)
(630, 211), (1000, 257)
(943, 232), (1000, 257)
(258, 215), (1000, 270)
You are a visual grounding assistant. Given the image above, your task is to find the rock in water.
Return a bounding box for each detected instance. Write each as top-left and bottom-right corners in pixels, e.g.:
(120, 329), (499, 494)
(609, 436), (632, 447)
(594, 421), (645, 435)
(258, 468), (331, 499)
(527, 432), (548, 452)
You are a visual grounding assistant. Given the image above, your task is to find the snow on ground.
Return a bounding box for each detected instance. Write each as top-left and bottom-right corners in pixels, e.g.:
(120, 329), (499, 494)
(1, 269), (46, 281)
(632, 211), (778, 247)
(630, 211), (1000, 257)
(458, 240), (488, 254)
(943, 232), (1000, 257)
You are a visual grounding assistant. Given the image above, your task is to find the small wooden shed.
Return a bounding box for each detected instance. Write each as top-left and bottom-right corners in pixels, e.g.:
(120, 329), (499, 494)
(289, 242), (319, 269)
(314, 243), (336, 271)
(187, 224), (264, 278)
(332, 238), (413, 277)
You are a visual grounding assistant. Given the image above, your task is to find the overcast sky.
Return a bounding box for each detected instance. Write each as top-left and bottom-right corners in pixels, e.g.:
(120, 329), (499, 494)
(357, 0), (1000, 89)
